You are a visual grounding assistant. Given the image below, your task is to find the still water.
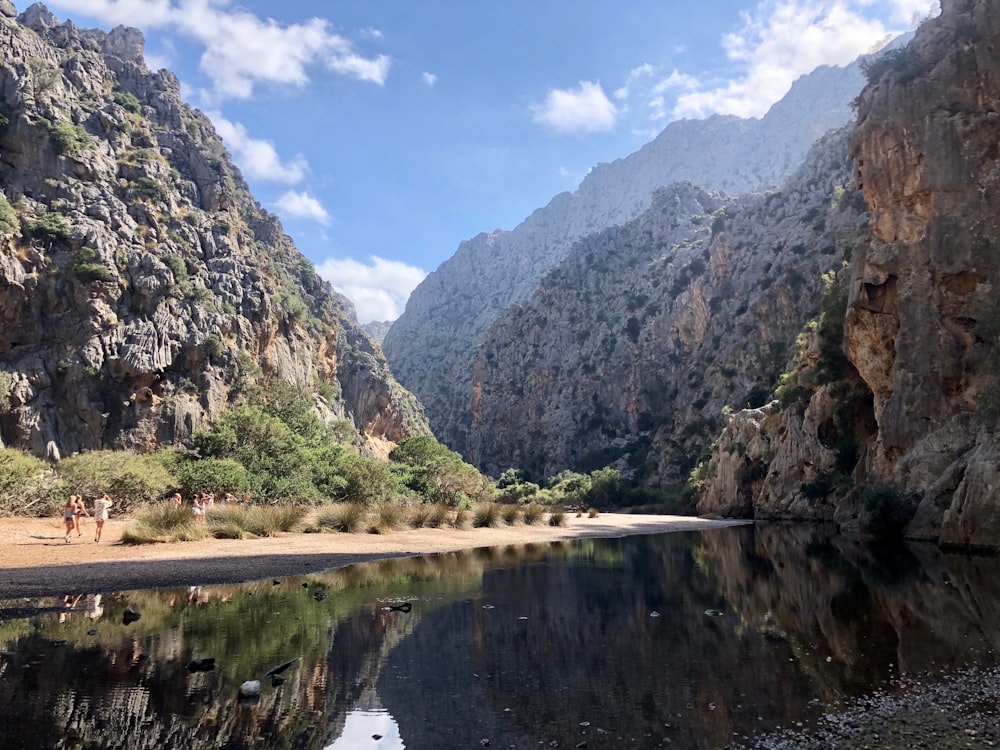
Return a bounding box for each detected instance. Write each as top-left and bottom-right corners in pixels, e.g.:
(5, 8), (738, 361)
(1, 524), (999, 750)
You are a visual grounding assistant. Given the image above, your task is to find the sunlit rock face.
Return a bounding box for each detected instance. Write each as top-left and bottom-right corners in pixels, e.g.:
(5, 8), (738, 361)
(466, 128), (868, 484)
(847, 0), (1000, 546)
(0, 5), (427, 456)
(383, 60), (865, 459)
(699, 0), (1000, 549)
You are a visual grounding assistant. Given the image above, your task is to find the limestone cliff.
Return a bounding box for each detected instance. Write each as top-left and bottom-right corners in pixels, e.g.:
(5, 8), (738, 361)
(0, 4), (428, 458)
(468, 128), (868, 484)
(699, 0), (1000, 548)
(383, 60), (866, 456)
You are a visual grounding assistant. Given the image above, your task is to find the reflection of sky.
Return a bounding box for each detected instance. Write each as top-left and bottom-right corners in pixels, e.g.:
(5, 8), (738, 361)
(327, 710), (404, 750)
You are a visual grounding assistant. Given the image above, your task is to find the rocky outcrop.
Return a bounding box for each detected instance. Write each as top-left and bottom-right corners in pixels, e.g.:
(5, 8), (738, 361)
(0, 5), (428, 457)
(699, 0), (1000, 548)
(384, 60), (866, 456)
(467, 128), (869, 483)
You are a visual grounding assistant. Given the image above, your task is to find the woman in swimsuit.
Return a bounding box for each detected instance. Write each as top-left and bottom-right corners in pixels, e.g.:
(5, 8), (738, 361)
(62, 495), (78, 543)
(72, 495), (89, 537)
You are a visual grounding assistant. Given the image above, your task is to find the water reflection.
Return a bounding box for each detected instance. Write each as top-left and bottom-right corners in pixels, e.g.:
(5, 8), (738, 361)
(0, 525), (999, 749)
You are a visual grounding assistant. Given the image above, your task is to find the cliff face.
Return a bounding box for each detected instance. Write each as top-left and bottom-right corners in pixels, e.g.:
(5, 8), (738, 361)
(700, 0), (1000, 547)
(0, 4), (427, 458)
(848, 0), (1000, 545)
(468, 128), (868, 483)
(383, 61), (865, 456)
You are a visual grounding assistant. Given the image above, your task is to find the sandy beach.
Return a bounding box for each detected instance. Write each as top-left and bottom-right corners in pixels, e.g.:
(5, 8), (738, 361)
(0, 512), (747, 598)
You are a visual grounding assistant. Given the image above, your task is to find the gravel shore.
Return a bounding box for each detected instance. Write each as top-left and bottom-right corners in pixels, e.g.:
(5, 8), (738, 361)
(735, 666), (1000, 749)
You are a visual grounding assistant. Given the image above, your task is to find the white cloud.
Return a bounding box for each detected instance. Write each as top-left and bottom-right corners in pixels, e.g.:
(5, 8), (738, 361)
(275, 191), (331, 225)
(532, 81), (618, 134)
(47, 0), (391, 99)
(672, 1), (892, 119)
(421, 71), (438, 86)
(207, 111), (307, 183)
(614, 63), (654, 100)
(315, 256), (427, 323)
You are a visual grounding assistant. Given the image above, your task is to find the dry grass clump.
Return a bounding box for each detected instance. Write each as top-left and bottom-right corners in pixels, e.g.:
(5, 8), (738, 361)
(500, 504), (522, 525)
(408, 504), (434, 528)
(427, 504), (452, 528)
(233, 505), (307, 537)
(472, 502), (502, 528)
(316, 503), (368, 533)
(453, 507), (472, 530)
(120, 502), (208, 544)
(548, 508), (567, 527)
(523, 503), (545, 525)
(369, 503), (407, 534)
(588, 507), (600, 518)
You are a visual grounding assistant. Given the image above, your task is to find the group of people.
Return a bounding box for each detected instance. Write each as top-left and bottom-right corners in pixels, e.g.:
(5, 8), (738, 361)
(62, 493), (112, 543)
(171, 491), (243, 521)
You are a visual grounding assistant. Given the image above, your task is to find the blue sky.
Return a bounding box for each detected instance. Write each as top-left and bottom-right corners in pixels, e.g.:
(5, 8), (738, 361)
(44, 0), (936, 322)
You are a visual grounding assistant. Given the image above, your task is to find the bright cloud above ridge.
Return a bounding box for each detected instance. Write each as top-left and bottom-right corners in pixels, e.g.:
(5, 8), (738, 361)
(532, 81), (618, 134)
(670, 1), (896, 119)
(316, 256), (427, 323)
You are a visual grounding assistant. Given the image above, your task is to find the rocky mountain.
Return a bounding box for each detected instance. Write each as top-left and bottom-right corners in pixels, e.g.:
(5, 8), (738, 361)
(0, 3), (428, 458)
(383, 57), (867, 456)
(467, 127), (868, 484)
(699, 0), (1000, 547)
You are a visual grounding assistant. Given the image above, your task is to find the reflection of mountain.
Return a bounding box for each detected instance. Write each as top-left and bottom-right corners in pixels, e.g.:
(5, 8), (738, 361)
(378, 533), (818, 750)
(3, 532), (1000, 749)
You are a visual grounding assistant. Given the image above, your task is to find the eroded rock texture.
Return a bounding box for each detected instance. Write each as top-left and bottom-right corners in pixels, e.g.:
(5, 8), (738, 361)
(0, 5), (428, 457)
(700, 0), (1000, 548)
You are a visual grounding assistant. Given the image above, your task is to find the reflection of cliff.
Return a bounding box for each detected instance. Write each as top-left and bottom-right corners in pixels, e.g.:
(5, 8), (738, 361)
(0, 554), (489, 750)
(697, 525), (1000, 698)
(379, 533), (818, 750)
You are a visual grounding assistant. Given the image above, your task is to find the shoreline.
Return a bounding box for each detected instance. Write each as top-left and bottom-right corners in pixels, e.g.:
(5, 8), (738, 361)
(0, 513), (749, 598)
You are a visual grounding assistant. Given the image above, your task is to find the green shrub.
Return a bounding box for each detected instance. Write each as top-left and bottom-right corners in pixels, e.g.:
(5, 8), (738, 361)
(134, 176), (168, 201)
(53, 450), (176, 514)
(113, 90), (141, 113)
(0, 448), (52, 516)
(27, 211), (70, 243)
(175, 457), (249, 498)
(67, 246), (114, 282)
(47, 119), (93, 156)
(0, 194), (18, 235)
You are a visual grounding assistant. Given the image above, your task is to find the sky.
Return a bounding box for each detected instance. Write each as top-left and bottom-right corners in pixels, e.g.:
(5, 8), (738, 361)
(42, 0), (938, 323)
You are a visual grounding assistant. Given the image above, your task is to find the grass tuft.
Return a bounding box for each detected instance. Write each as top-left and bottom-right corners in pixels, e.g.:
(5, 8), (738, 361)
(548, 509), (567, 527)
(500, 504), (521, 525)
(472, 502), (502, 528)
(316, 503), (367, 533)
(523, 503), (545, 525)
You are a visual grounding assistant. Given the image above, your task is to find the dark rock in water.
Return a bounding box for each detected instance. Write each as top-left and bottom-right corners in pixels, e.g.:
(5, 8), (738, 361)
(273, 580), (281, 585)
(137, 653), (150, 662)
(389, 602), (412, 613)
(122, 608), (141, 625)
(372, 735), (382, 741)
(187, 658), (216, 673)
(312, 591), (327, 601)
(302, 583), (309, 588)
(86, 629), (99, 636)
(52, 640), (67, 646)
(264, 656), (301, 679)
(271, 676), (285, 687)
(704, 609), (724, 618)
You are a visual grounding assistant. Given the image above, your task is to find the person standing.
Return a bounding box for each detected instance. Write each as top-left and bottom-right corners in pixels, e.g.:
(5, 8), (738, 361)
(72, 494), (89, 537)
(62, 495), (77, 543)
(93, 494), (112, 543)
